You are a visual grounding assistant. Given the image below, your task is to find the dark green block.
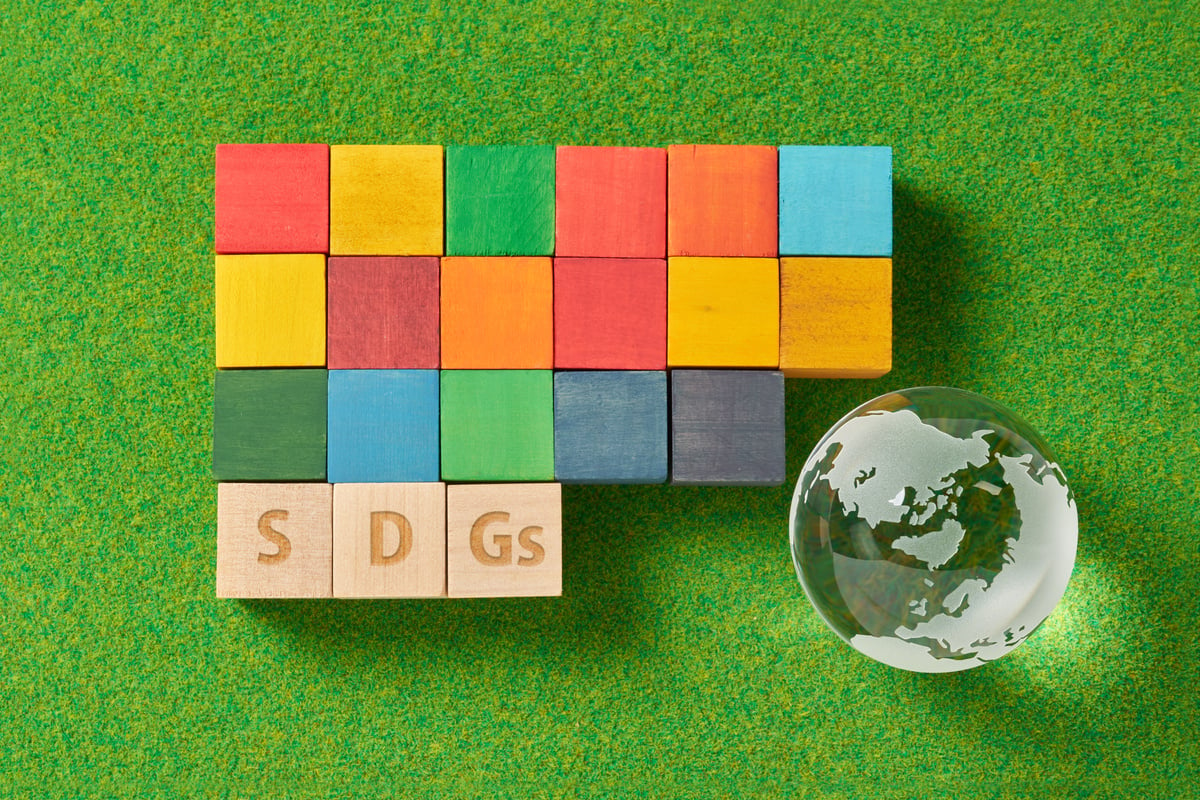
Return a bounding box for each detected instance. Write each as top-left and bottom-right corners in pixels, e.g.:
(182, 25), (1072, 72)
(445, 145), (555, 255)
(440, 370), (553, 480)
(212, 369), (327, 481)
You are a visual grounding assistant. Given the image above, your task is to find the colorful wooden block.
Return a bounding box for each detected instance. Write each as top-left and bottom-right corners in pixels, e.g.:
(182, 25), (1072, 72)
(214, 254), (325, 368)
(667, 145), (777, 257)
(446, 483), (562, 598)
(333, 482), (446, 598)
(555, 146), (666, 257)
(216, 482), (333, 598)
(440, 257), (553, 369)
(327, 370), (440, 483)
(553, 257), (666, 369)
(554, 371), (667, 484)
(667, 257), (779, 367)
(213, 369), (327, 481)
(779, 146), (892, 257)
(329, 145), (444, 255)
(214, 144), (329, 254)
(327, 256), (439, 369)
(445, 146), (555, 256)
(780, 257), (892, 378)
(671, 370), (785, 486)
(440, 370), (554, 481)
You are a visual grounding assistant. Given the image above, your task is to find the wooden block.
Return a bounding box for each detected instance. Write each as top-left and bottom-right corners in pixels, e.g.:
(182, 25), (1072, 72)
(667, 257), (779, 367)
(555, 146), (666, 257)
(445, 146), (555, 255)
(333, 482), (446, 598)
(214, 144), (329, 254)
(671, 370), (785, 486)
(440, 257), (552, 369)
(440, 370), (553, 481)
(779, 146), (892, 257)
(553, 258), (666, 370)
(327, 370), (440, 483)
(327, 256), (439, 369)
(212, 369), (327, 481)
(554, 371), (667, 484)
(780, 257), (892, 378)
(214, 254), (326, 368)
(329, 145), (443, 255)
(667, 145), (777, 257)
(446, 483), (562, 598)
(216, 482), (332, 598)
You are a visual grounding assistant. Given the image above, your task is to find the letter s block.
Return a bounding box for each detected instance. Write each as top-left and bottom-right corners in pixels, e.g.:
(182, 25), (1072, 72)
(332, 483), (447, 598)
(446, 484), (562, 598)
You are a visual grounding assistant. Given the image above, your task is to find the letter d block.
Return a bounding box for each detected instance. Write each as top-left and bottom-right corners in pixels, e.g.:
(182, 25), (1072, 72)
(333, 483), (447, 598)
(446, 484), (562, 598)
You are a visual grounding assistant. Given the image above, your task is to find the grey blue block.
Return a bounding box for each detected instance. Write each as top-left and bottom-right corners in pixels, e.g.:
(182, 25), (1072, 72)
(554, 370), (668, 484)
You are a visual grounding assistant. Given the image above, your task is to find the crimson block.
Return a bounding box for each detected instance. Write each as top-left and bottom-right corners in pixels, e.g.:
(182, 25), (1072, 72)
(327, 257), (439, 369)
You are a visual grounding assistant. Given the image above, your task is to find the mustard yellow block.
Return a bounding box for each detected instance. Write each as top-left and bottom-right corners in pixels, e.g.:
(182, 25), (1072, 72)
(215, 254), (326, 368)
(667, 257), (779, 367)
(330, 145), (444, 255)
(780, 257), (892, 378)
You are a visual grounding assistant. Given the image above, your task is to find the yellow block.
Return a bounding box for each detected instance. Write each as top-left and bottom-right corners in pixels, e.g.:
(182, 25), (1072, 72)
(215, 254), (326, 368)
(780, 257), (892, 378)
(330, 145), (444, 255)
(667, 257), (779, 367)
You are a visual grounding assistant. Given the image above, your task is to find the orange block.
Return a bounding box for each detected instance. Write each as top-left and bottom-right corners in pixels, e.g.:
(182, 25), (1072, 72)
(440, 257), (553, 369)
(667, 145), (778, 257)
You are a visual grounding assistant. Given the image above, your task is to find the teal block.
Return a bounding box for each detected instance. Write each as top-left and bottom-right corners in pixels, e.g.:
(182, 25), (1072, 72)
(212, 369), (327, 481)
(440, 370), (554, 480)
(779, 145), (892, 257)
(445, 145), (555, 255)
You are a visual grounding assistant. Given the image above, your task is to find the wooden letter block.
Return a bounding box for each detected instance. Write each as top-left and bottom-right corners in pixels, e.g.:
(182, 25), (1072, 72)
(780, 257), (892, 378)
(555, 146), (666, 257)
(440, 370), (554, 481)
(212, 369), (327, 481)
(667, 257), (779, 367)
(553, 258), (666, 370)
(554, 371), (667, 484)
(215, 144), (329, 254)
(440, 257), (552, 369)
(215, 254), (326, 368)
(445, 146), (555, 256)
(446, 483), (562, 598)
(667, 145), (777, 257)
(671, 370), (785, 486)
(329, 145), (444, 255)
(333, 482), (446, 598)
(327, 370), (440, 483)
(779, 146), (892, 257)
(217, 483), (332, 598)
(327, 256), (439, 369)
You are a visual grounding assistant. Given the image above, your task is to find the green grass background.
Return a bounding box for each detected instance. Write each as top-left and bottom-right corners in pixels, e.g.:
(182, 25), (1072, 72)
(1, 1), (1197, 796)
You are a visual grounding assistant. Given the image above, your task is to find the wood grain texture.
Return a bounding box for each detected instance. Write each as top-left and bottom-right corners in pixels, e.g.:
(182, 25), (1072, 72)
(332, 482), (446, 598)
(667, 145), (778, 257)
(779, 257), (892, 378)
(216, 482), (333, 598)
(778, 146), (892, 257)
(329, 145), (444, 255)
(553, 257), (666, 369)
(553, 371), (667, 484)
(555, 146), (666, 257)
(327, 256), (439, 369)
(212, 369), (327, 481)
(670, 369), (785, 486)
(215, 254), (326, 368)
(446, 483), (562, 598)
(440, 257), (552, 369)
(667, 257), (779, 367)
(440, 370), (554, 481)
(214, 143), (329, 254)
(445, 146), (555, 256)
(326, 369), (440, 483)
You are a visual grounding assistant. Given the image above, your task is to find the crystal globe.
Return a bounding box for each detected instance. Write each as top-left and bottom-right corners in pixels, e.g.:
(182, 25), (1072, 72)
(790, 387), (1077, 672)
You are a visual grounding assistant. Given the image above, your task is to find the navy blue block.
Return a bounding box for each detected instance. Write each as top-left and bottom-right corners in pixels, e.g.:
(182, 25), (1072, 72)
(327, 369), (440, 483)
(554, 371), (668, 484)
(779, 146), (892, 257)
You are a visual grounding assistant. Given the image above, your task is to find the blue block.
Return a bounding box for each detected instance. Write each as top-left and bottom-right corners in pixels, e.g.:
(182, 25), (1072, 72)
(554, 371), (668, 484)
(327, 370), (440, 483)
(779, 146), (892, 257)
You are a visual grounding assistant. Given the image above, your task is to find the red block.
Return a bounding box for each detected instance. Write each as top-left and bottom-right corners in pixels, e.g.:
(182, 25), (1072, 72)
(215, 144), (330, 254)
(554, 257), (666, 369)
(327, 257), (439, 369)
(555, 147), (666, 258)
(667, 145), (778, 258)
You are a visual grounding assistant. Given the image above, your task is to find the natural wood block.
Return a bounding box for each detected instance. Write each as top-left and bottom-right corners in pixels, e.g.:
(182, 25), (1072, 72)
(554, 371), (667, 484)
(212, 369), (327, 481)
(555, 146), (666, 257)
(667, 257), (779, 367)
(216, 483), (333, 598)
(214, 254), (326, 368)
(446, 483), (562, 598)
(667, 145), (777, 257)
(329, 145), (444, 255)
(440, 257), (552, 369)
(779, 146), (892, 257)
(553, 257), (666, 369)
(333, 482), (446, 598)
(214, 144), (329, 254)
(779, 257), (892, 378)
(327, 370), (440, 483)
(440, 370), (554, 481)
(671, 370), (785, 486)
(327, 256), (439, 369)
(445, 146), (555, 256)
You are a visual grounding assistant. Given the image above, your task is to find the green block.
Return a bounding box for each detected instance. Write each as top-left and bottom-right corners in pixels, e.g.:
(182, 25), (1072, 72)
(212, 369), (327, 481)
(445, 145), (555, 255)
(440, 370), (553, 481)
